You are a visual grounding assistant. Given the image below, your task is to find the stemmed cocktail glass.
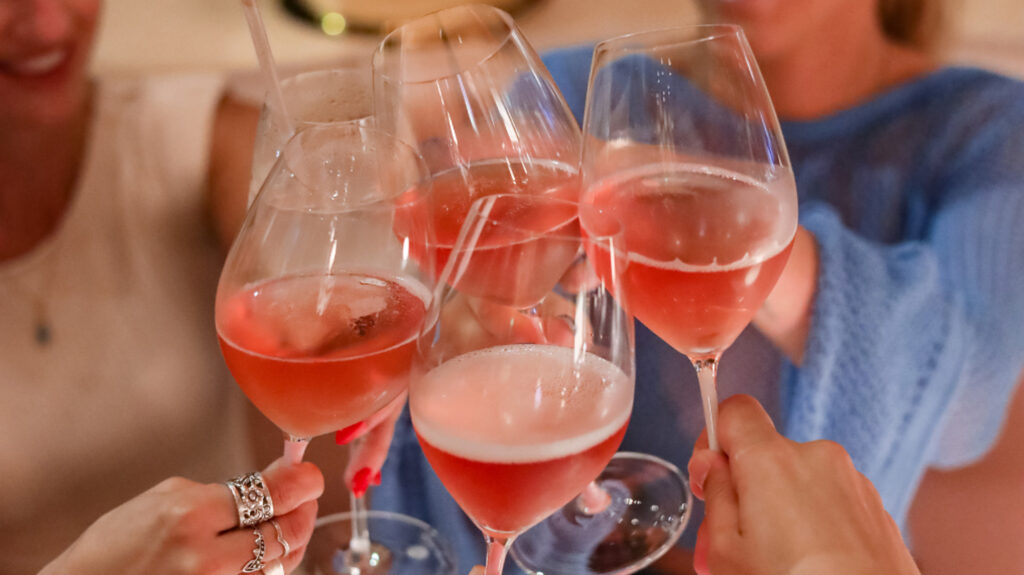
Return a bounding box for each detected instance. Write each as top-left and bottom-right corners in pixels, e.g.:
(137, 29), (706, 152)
(372, 3), (581, 283)
(376, 7), (692, 573)
(410, 194), (634, 575)
(216, 122), (450, 572)
(579, 26), (799, 452)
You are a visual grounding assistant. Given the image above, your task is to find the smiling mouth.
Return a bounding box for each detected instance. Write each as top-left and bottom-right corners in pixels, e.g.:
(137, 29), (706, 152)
(1, 48), (71, 77)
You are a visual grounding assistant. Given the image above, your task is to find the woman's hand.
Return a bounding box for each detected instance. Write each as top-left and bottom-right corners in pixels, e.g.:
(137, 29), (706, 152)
(336, 391), (408, 496)
(41, 459), (324, 575)
(752, 225), (818, 365)
(687, 395), (920, 575)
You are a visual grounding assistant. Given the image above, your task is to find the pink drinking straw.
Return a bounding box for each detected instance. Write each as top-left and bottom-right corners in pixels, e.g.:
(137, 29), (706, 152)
(240, 0), (295, 138)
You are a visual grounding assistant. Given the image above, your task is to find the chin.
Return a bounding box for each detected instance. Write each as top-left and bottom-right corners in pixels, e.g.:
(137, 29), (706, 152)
(0, 50), (91, 126)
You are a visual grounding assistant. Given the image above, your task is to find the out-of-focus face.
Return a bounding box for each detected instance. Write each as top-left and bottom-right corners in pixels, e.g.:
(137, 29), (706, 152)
(703, 0), (877, 64)
(0, 0), (101, 126)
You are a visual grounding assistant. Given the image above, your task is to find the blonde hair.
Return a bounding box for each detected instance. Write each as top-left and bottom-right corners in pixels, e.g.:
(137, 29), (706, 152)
(877, 0), (947, 49)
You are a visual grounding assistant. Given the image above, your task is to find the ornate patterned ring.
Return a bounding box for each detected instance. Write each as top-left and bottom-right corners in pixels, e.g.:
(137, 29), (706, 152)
(225, 471), (275, 528)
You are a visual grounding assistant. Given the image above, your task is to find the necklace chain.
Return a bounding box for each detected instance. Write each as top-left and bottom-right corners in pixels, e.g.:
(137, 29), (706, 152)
(0, 229), (65, 347)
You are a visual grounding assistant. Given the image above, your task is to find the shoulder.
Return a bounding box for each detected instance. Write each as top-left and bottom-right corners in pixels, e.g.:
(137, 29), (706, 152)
(916, 67), (1024, 135)
(96, 72), (227, 183)
(919, 68), (1024, 197)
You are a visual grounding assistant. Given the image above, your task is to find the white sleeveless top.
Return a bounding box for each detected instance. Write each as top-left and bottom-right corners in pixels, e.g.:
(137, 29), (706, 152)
(0, 74), (252, 573)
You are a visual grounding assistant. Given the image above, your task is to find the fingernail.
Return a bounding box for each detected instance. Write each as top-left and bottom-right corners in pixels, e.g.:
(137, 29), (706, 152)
(351, 467), (373, 497)
(690, 455), (711, 500)
(335, 421), (368, 445)
(372, 470), (382, 486)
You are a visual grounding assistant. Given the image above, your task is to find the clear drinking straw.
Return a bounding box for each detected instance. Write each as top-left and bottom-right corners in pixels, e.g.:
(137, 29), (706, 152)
(240, 0), (305, 465)
(240, 0), (295, 138)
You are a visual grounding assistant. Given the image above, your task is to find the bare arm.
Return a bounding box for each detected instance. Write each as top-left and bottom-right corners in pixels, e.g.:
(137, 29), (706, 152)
(909, 373), (1024, 575)
(752, 225), (818, 366)
(207, 92), (260, 251)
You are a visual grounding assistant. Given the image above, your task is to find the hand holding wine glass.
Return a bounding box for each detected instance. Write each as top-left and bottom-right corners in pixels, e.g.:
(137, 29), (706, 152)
(687, 395), (920, 575)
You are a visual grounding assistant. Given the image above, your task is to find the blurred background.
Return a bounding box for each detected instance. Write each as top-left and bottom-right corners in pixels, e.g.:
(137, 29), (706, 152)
(92, 0), (1024, 79)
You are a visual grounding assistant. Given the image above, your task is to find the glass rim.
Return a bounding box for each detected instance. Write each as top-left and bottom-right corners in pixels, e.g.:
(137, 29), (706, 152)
(267, 66), (373, 126)
(594, 23), (748, 57)
(270, 122), (429, 214)
(372, 3), (519, 86)
(277, 65), (369, 90)
(459, 193), (624, 244)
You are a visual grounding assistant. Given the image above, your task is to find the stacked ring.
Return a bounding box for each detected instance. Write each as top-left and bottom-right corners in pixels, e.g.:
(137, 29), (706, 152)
(262, 559), (285, 575)
(241, 527), (267, 573)
(225, 471), (275, 528)
(270, 519), (291, 557)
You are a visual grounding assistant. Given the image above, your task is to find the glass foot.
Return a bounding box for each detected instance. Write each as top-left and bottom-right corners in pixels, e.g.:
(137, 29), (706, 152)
(511, 452), (692, 575)
(297, 510), (456, 575)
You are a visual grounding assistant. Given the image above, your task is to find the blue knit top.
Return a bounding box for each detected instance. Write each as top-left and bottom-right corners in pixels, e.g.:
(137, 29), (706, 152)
(374, 45), (1024, 570)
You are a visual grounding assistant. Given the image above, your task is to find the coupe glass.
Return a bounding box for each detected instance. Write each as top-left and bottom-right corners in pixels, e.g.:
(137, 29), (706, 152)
(410, 193), (639, 575)
(249, 66), (373, 205)
(580, 25), (799, 451)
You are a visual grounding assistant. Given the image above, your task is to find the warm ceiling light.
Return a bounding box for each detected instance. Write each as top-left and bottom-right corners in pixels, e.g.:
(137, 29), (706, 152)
(321, 11), (347, 36)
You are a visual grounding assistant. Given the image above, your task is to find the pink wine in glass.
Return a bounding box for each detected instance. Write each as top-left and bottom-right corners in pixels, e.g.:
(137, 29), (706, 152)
(217, 272), (429, 439)
(412, 345), (631, 537)
(397, 159), (580, 308)
(585, 163), (797, 357)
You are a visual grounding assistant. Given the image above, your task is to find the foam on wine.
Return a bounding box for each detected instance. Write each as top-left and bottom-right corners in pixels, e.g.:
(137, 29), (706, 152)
(585, 163), (797, 271)
(582, 163), (797, 356)
(412, 344), (632, 464)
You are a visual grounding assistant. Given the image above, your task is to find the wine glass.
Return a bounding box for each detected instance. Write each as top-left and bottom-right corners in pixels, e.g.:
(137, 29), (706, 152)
(244, 76), (450, 574)
(372, 3), (582, 283)
(579, 25), (799, 452)
(217, 122), (432, 461)
(296, 511), (456, 575)
(216, 123), (457, 575)
(410, 193), (641, 575)
(249, 66), (373, 205)
(376, 8), (691, 573)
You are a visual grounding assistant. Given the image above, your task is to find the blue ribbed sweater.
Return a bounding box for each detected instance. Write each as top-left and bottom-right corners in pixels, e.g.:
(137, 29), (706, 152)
(374, 45), (1024, 570)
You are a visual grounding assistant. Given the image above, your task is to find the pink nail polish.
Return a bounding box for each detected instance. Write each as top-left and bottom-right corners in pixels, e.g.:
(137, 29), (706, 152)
(335, 421), (368, 445)
(372, 470), (382, 486)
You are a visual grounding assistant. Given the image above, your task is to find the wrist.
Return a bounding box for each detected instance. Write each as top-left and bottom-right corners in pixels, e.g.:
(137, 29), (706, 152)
(753, 226), (818, 364)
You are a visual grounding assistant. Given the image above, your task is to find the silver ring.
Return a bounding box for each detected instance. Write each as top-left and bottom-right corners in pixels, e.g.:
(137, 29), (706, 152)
(241, 527), (267, 573)
(226, 471), (275, 528)
(270, 519), (291, 557)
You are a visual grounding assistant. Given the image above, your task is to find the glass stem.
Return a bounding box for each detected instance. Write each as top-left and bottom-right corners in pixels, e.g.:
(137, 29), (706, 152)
(348, 435), (372, 558)
(484, 534), (512, 575)
(283, 436), (309, 465)
(693, 357), (721, 452)
(348, 490), (372, 556)
(579, 481), (612, 514)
